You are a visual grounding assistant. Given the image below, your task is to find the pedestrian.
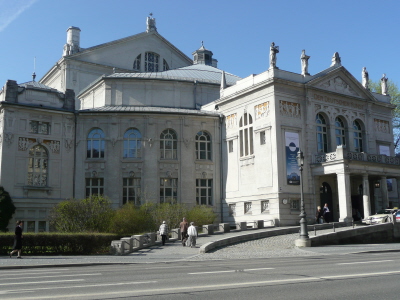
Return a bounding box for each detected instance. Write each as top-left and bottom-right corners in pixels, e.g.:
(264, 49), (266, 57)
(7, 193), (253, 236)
(187, 222), (198, 248)
(179, 217), (189, 246)
(159, 221), (168, 246)
(10, 220), (23, 258)
(315, 206), (323, 224)
(323, 203), (331, 223)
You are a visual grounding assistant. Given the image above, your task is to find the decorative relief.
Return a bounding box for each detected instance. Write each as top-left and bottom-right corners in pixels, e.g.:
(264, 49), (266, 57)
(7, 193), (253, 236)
(374, 119), (389, 133)
(44, 140), (61, 153)
(4, 132), (13, 147)
(254, 102), (270, 119)
(318, 76), (359, 96)
(279, 101), (300, 118)
(64, 138), (73, 152)
(183, 138), (191, 148)
(313, 93), (363, 110)
(18, 137), (35, 151)
(226, 113), (237, 129)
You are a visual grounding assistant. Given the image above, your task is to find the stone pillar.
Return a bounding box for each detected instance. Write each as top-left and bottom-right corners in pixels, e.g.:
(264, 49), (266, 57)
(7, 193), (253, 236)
(313, 175), (320, 214)
(381, 176), (389, 209)
(132, 235), (144, 248)
(171, 228), (180, 240)
(337, 171), (352, 223)
(121, 237), (133, 252)
(362, 174), (371, 219)
(219, 223), (230, 233)
(203, 225), (214, 235)
(148, 232), (156, 245)
(236, 222), (247, 230)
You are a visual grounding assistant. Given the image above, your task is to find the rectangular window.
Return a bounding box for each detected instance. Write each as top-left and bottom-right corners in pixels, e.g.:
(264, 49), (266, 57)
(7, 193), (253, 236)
(290, 199), (300, 211)
(160, 178), (177, 203)
(29, 121), (51, 135)
(26, 221), (35, 232)
(38, 221), (46, 232)
(196, 179), (213, 205)
(244, 202), (252, 214)
(261, 200), (270, 213)
(122, 177), (141, 205)
(229, 204), (236, 216)
(85, 178), (104, 198)
(260, 131), (266, 145)
(228, 140), (233, 153)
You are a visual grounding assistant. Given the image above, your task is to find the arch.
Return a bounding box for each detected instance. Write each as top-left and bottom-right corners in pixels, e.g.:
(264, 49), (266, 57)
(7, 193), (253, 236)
(145, 52), (160, 72)
(316, 113), (328, 153)
(195, 131), (212, 160)
(28, 144), (48, 187)
(87, 128), (105, 158)
(133, 54), (141, 71)
(239, 113), (254, 157)
(160, 128), (177, 159)
(163, 59), (170, 71)
(123, 128), (142, 158)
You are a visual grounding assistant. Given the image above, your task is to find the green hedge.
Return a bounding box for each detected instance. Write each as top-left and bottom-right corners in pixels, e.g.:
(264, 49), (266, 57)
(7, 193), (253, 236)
(0, 233), (121, 255)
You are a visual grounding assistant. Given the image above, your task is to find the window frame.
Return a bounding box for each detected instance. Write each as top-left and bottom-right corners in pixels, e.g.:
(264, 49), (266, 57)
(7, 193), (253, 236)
(122, 177), (141, 205)
(353, 120), (364, 152)
(160, 178), (178, 203)
(195, 131), (212, 160)
(87, 128), (105, 159)
(145, 52), (159, 72)
(335, 116), (346, 147)
(196, 178), (213, 205)
(239, 113), (254, 157)
(27, 145), (48, 187)
(316, 113), (328, 153)
(123, 128), (142, 159)
(85, 178), (104, 198)
(160, 129), (177, 160)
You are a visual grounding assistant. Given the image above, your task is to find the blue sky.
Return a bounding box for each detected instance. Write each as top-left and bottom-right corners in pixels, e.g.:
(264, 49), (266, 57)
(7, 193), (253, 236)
(1, 0), (400, 88)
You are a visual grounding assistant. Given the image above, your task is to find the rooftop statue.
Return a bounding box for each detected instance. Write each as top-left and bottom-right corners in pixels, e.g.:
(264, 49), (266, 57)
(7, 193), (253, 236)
(381, 74), (388, 95)
(269, 42), (279, 69)
(330, 52), (341, 67)
(300, 50), (310, 76)
(146, 13), (157, 32)
(362, 67), (369, 89)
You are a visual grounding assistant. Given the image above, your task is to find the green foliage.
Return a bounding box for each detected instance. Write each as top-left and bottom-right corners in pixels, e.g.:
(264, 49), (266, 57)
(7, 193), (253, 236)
(146, 202), (189, 230)
(186, 205), (217, 228)
(0, 186), (16, 232)
(0, 232), (120, 255)
(109, 203), (153, 235)
(49, 195), (114, 233)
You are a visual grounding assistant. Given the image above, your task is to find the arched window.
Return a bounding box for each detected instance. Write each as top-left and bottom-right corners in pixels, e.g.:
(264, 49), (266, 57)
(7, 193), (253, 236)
(335, 117), (346, 147)
(163, 59), (170, 71)
(145, 52), (159, 72)
(239, 113), (253, 157)
(353, 120), (363, 152)
(133, 54), (141, 71)
(316, 113), (328, 153)
(87, 128), (105, 158)
(28, 145), (48, 187)
(123, 128), (142, 158)
(195, 131), (211, 160)
(160, 129), (177, 159)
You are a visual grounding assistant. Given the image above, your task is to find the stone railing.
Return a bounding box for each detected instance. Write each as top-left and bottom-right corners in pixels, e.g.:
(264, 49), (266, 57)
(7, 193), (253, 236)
(313, 147), (400, 166)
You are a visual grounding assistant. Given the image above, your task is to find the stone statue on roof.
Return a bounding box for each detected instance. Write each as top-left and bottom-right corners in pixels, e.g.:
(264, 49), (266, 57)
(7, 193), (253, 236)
(362, 67), (369, 89)
(330, 52), (341, 67)
(269, 42), (279, 69)
(381, 74), (388, 95)
(300, 50), (310, 76)
(146, 13), (157, 32)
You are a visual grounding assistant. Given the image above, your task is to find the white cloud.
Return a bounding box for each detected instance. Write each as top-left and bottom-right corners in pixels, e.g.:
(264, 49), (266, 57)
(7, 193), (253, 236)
(0, 0), (38, 32)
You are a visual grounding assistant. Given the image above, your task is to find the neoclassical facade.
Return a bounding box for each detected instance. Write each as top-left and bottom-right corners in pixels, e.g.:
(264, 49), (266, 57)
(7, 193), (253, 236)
(0, 17), (399, 231)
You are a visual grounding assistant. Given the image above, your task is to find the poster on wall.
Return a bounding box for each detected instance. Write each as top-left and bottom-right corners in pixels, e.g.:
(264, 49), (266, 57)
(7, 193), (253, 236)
(285, 131), (300, 185)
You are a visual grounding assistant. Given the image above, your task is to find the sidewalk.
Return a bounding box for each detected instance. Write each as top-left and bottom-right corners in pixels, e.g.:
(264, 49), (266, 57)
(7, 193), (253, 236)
(1, 226), (399, 269)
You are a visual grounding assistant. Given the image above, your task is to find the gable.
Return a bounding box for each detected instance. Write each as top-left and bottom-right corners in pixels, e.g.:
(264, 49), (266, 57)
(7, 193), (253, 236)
(318, 75), (360, 97)
(68, 31), (192, 71)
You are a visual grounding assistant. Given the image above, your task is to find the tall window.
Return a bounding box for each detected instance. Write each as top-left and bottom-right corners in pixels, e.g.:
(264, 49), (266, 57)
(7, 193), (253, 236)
(122, 177), (141, 205)
(160, 129), (177, 159)
(239, 113), (254, 157)
(335, 117), (346, 147)
(85, 178), (104, 197)
(316, 113), (328, 153)
(87, 128), (105, 158)
(196, 179), (213, 205)
(145, 52), (159, 72)
(123, 128), (142, 158)
(163, 59), (170, 71)
(195, 131), (211, 160)
(133, 54), (141, 71)
(353, 120), (363, 152)
(28, 145), (48, 186)
(160, 178), (177, 203)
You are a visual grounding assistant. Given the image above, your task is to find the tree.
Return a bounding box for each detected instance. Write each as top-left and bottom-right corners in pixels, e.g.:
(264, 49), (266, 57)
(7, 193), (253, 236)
(0, 186), (16, 232)
(49, 195), (115, 232)
(369, 79), (400, 153)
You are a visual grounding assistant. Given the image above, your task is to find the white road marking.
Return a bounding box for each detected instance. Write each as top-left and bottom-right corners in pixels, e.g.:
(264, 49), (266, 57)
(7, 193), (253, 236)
(1, 269), (69, 275)
(0, 279), (84, 286)
(0, 271), (63, 277)
(243, 268), (275, 271)
(189, 267), (274, 274)
(336, 259), (393, 265)
(3, 273), (102, 281)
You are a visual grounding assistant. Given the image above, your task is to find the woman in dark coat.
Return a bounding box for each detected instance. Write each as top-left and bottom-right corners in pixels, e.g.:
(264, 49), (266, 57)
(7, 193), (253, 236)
(10, 220), (23, 258)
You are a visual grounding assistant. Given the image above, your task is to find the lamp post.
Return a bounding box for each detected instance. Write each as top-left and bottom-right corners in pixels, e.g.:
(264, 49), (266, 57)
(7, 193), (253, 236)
(296, 149), (309, 243)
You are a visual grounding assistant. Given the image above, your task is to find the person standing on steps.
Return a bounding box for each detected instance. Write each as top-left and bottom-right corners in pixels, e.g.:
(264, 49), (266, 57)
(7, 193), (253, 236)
(10, 220), (23, 258)
(187, 222), (198, 248)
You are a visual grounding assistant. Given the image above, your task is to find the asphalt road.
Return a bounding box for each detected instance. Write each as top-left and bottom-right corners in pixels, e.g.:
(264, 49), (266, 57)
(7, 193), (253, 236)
(1, 251), (399, 299)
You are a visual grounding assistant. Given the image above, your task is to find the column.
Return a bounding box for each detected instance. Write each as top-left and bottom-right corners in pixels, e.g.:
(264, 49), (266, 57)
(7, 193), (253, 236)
(362, 174), (371, 218)
(336, 171), (352, 223)
(381, 176), (389, 209)
(313, 175), (320, 214)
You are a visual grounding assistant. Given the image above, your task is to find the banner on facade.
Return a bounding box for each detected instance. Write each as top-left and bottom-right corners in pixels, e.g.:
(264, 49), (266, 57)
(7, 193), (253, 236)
(285, 131), (300, 185)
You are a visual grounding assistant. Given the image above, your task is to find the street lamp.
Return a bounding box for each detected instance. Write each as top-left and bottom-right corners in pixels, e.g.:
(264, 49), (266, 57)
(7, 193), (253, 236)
(296, 149), (309, 243)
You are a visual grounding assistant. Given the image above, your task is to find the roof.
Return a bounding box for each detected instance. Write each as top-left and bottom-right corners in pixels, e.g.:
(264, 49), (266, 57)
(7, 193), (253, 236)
(106, 64), (242, 86)
(19, 81), (62, 93)
(79, 105), (221, 117)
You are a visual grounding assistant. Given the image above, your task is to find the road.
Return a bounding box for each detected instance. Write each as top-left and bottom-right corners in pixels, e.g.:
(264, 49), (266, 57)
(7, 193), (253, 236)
(1, 251), (399, 299)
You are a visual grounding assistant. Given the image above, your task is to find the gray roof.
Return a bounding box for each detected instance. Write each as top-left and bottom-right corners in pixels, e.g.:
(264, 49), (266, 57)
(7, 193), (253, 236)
(106, 64), (241, 86)
(79, 105), (221, 116)
(19, 81), (61, 93)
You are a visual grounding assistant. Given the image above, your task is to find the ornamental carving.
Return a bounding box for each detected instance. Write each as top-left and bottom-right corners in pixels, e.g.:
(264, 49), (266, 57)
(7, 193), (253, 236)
(318, 76), (359, 97)
(279, 101), (300, 118)
(44, 140), (61, 153)
(254, 102), (270, 119)
(4, 132), (13, 147)
(64, 138), (73, 152)
(18, 137), (34, 151)
(226, 113), (237, 129)
(374, 119), (389, 133)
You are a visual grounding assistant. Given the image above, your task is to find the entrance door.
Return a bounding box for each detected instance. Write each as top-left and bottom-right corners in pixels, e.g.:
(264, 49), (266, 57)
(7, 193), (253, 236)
(320, 182), (334, 221)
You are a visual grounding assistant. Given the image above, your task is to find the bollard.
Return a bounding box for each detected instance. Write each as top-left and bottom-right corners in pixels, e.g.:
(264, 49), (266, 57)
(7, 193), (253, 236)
(256, 220), (264, 229)
(219, 223), (230, 233)
(236, 222), (247, 231)
(333, 223), (335, 232)
(121, 237), (133, 252)
(203, 224), (214, 235)
(132, 235), (144, 248)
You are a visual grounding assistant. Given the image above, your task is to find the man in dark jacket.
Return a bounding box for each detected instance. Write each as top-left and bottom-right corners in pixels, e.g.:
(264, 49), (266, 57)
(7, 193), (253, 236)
(179, 217), (188, 246)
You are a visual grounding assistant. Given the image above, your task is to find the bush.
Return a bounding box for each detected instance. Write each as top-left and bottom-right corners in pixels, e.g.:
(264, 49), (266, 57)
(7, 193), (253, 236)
(0, 186), (16, 232)
(49, 195), (115, 232)
(186, 205), (217, 228)
(109, 203), (153, 235)
(0, 232), (121, 255)
(145, 203), (188, 230)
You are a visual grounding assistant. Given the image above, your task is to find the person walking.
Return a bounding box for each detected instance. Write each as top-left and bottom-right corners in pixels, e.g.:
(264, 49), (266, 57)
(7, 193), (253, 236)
(315, 206), (323, 224)
(10, 220), (23, 258)
(159, 221), (168, 246)
(323, 203), (331, 223)
(179, 217), (189, 246)
(187, 222), (198, 248)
